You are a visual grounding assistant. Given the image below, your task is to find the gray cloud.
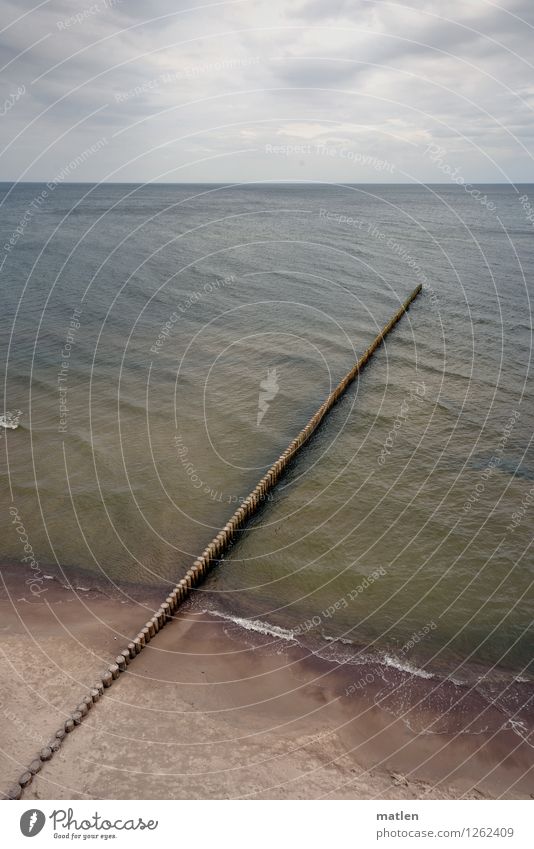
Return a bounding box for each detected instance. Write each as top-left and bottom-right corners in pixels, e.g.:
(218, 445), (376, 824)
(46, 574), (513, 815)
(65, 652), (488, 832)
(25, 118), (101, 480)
(0, 0), (533, 183)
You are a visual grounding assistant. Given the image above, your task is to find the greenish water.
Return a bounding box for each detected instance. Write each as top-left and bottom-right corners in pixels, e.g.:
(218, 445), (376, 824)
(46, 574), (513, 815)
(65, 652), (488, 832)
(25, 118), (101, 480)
(1, 182), (533, 695)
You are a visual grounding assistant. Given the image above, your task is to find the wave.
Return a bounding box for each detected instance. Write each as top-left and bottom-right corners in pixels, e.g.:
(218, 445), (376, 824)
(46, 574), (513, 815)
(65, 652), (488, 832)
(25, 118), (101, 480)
(0, 410), (23, 429)
(209, 608), (297, 642)
(208, 611), (533, 739)
(381, 653), (434, 679)
(208, 607), (436, 680)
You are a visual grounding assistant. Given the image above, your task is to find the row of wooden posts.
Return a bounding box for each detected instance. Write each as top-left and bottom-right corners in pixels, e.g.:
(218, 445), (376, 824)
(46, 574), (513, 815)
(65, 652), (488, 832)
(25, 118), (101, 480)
(4, 283), (422, 800)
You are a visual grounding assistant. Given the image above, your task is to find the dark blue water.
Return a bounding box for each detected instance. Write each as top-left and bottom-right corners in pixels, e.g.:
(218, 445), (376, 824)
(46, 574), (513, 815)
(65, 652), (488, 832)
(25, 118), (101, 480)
(1, 182), (533, 693)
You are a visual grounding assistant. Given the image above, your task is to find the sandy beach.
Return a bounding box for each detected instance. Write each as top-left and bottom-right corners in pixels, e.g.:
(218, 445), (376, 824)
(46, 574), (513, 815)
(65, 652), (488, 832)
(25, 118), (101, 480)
(1, 561), (532, 801)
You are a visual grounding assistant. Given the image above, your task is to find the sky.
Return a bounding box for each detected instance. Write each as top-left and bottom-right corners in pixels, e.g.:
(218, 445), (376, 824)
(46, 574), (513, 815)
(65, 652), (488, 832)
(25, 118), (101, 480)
(0, 0), (533, 183)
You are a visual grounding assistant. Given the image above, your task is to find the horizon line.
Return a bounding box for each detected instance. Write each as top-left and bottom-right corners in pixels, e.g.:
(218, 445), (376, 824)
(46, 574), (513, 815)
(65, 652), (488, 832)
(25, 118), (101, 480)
(0, 180), (532, 187)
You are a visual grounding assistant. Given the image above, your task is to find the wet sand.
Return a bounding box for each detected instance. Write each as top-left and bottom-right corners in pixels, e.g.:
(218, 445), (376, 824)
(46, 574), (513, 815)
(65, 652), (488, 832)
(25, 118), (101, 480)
(1, 562), (533, 800)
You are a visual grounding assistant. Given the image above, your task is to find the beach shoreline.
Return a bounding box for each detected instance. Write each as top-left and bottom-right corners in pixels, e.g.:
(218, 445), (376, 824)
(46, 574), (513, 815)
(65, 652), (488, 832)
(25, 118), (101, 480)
(1, 562), (533, 800)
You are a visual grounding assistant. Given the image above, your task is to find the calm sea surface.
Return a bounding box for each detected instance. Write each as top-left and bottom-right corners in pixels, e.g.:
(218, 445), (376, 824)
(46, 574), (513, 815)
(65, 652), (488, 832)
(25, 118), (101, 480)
(1, 182), (533, 694)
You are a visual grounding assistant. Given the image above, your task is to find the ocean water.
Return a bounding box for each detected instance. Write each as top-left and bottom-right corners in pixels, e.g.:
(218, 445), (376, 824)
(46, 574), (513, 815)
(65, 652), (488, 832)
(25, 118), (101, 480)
(1, 182), (533, 695)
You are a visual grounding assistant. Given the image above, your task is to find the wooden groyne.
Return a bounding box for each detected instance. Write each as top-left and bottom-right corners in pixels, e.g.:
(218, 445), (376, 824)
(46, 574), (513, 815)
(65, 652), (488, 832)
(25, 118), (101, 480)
(4, 283), (422, 800)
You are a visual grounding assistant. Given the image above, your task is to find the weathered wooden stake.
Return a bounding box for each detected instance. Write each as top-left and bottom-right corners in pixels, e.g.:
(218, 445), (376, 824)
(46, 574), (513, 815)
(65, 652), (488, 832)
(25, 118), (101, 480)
(6, 284), (422, 800)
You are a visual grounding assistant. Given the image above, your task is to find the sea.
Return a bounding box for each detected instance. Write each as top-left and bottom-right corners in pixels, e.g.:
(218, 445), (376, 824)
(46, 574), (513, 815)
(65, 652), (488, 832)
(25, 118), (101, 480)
(1, 182), (533, 735)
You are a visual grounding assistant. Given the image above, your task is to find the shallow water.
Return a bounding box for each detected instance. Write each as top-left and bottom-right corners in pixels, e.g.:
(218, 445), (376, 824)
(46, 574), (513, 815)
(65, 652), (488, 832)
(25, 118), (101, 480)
(1, 182), (533, 685)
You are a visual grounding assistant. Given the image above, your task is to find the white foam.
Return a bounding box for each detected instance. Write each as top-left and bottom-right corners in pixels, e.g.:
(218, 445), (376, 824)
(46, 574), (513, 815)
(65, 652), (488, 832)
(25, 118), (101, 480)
(209, 610), (439, 679)
(210, 609), (297, 642)
(506, 718), (528, 735)
(382, 653), (434, 679)
(321, 633), (354, 645)
(0, 410), (22, 429)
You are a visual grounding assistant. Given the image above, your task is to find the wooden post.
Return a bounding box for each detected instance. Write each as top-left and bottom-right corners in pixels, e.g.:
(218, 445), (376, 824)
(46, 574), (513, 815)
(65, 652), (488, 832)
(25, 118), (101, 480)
(7, 284), (422, 801)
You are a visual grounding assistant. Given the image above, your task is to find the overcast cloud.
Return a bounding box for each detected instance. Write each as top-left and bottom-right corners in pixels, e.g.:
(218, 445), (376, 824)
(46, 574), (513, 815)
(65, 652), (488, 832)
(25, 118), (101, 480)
(0, 0), (533, 182)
